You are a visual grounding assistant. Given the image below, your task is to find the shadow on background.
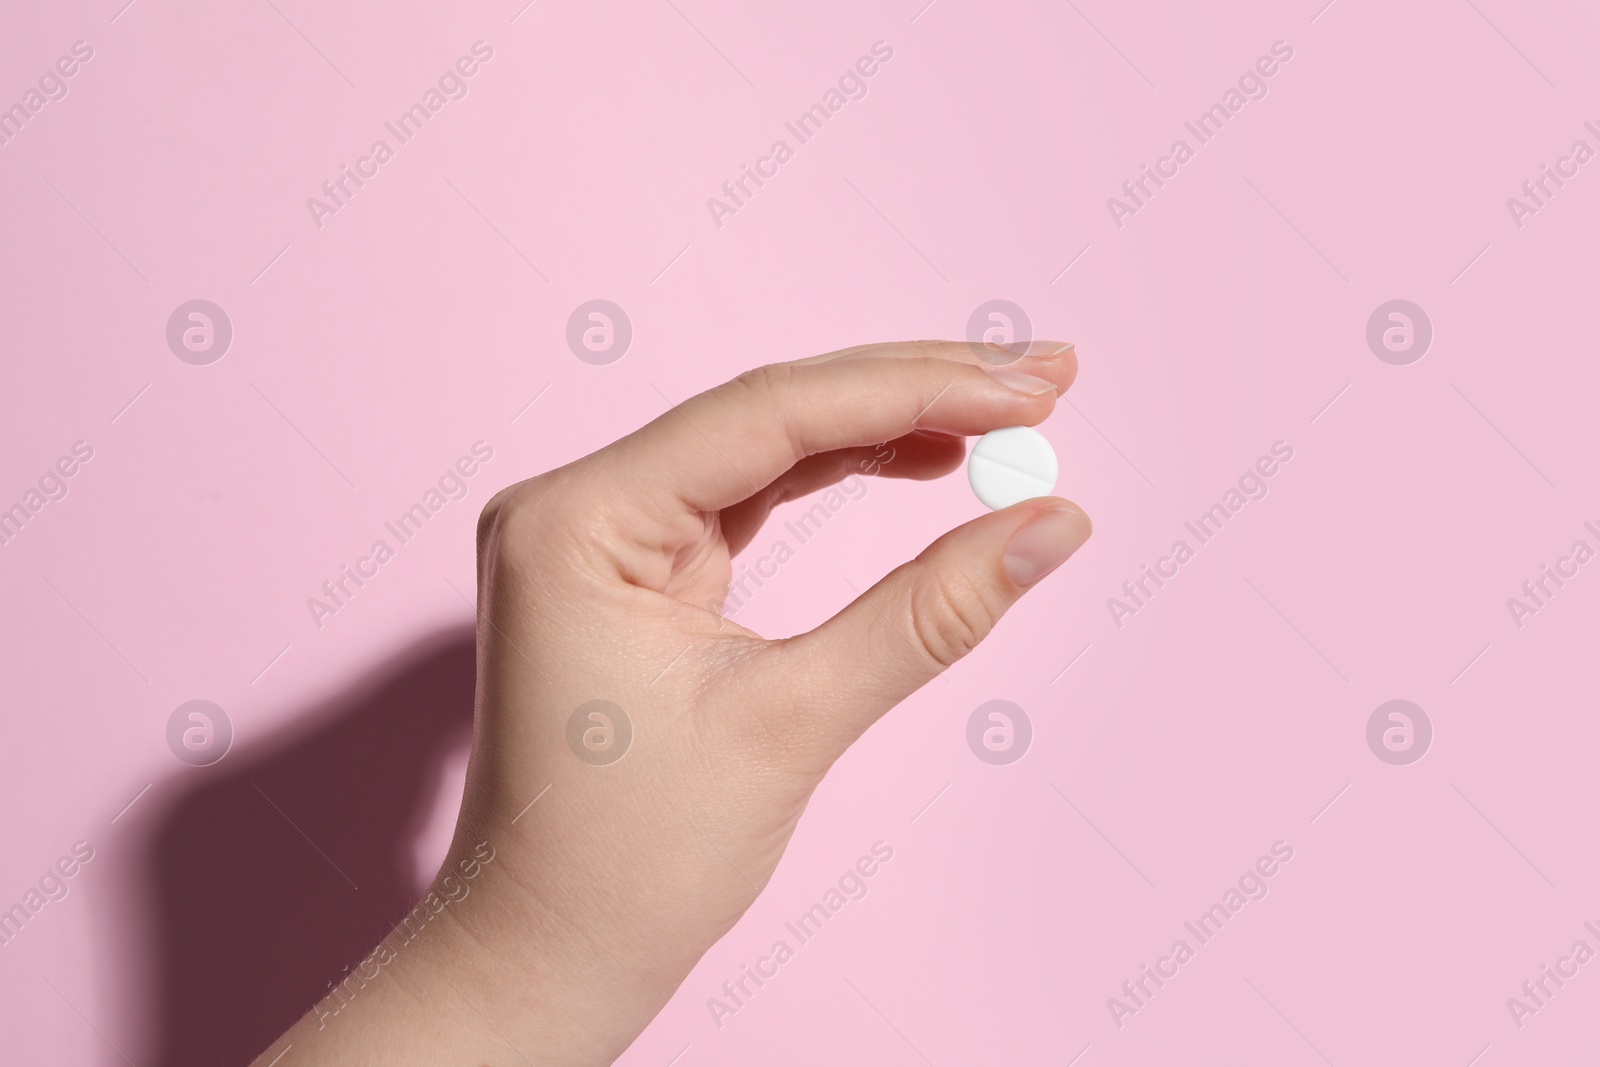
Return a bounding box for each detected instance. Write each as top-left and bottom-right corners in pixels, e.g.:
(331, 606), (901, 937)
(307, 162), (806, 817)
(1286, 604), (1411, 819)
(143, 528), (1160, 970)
(134, 626), (476, 1066)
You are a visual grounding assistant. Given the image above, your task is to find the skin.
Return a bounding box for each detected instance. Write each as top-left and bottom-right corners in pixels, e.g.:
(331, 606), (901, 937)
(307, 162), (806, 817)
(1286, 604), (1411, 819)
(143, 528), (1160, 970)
(253, 340), (1092, 1065)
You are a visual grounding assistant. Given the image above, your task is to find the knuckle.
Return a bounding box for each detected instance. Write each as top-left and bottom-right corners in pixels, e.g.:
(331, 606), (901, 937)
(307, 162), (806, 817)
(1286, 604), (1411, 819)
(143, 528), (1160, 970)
(909, 569), (999, 669)
(731, 362), (793, 399)
(729, 363), (805, 459)
(477, 477), (559, 565)
(475, 487), (515, 554)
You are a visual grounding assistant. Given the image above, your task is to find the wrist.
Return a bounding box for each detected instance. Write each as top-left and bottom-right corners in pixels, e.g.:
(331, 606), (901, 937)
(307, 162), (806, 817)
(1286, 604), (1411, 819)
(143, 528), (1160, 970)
(433, 833), (676, 1066)
(254, 838), (623, 1067)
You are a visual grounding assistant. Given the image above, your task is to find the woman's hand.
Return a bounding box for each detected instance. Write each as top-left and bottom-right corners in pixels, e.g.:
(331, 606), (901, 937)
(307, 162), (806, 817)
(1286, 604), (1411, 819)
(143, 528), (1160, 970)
(256, 340), (1090, 1066)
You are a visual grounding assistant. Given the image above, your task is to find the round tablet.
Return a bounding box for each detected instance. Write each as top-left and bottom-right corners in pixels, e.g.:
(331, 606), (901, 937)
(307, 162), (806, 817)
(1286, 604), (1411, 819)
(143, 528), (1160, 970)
(967, 426), (1058, 510)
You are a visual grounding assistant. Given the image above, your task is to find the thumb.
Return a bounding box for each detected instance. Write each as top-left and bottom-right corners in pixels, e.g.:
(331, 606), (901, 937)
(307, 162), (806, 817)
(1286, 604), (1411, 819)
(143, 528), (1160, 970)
(785, 498), (1091, 749)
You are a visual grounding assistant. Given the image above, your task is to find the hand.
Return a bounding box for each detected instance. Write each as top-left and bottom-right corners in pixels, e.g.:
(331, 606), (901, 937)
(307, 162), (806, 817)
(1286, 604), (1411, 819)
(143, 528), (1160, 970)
(255, 340), (1091, 1065)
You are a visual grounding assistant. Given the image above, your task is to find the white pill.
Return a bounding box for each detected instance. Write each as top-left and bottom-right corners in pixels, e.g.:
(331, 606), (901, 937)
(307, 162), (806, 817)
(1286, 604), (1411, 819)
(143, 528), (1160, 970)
(967, 426), (1058, 510)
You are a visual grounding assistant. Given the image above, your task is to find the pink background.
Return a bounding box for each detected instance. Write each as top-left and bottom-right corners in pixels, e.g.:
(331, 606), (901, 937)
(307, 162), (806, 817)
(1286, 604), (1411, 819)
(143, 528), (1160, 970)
(3, 0), (1599, 1063)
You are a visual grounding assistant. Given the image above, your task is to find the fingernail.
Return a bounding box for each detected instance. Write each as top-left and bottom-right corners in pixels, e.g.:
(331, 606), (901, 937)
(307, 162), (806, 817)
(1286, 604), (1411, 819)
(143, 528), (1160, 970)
(1020, 340), (1074, 356)
(983, 366), (1058, 396)
(1004, 506), (1091, 586)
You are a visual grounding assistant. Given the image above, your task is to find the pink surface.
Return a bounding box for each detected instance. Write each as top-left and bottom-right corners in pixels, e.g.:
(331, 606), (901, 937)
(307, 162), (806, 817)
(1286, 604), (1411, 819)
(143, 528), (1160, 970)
(2, 0), (1598, 1063)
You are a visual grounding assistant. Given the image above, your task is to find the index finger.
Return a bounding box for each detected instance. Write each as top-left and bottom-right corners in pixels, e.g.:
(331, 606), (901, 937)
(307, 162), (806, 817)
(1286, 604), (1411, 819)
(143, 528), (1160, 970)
(604, 340), (1076, 516)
